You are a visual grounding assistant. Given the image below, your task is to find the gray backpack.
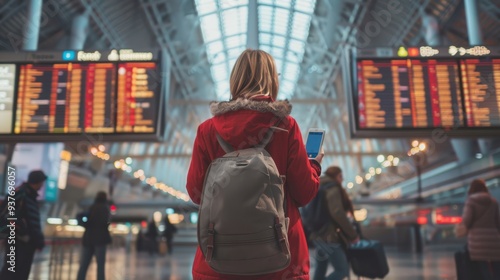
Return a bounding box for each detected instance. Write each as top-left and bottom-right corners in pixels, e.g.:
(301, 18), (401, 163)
(198, 126), (290, 275)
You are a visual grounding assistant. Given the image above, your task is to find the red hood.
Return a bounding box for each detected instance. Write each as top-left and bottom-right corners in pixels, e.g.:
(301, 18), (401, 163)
(209, 97), (292, 149)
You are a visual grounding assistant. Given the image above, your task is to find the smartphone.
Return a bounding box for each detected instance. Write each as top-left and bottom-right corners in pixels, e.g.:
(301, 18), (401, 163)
(305, 129), (325, 158)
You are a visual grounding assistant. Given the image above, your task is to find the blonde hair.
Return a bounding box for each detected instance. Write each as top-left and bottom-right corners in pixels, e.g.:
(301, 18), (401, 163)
(229, 49), (279, 100)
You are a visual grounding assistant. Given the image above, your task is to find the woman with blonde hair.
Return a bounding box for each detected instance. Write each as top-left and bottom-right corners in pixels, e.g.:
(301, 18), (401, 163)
(461, 179), (500, 279)
(186, 49), (323, 279)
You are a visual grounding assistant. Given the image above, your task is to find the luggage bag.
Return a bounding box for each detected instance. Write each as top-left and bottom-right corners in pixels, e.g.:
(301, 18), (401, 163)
(348, 239), (389, 279)
(454, 249), (478, 280)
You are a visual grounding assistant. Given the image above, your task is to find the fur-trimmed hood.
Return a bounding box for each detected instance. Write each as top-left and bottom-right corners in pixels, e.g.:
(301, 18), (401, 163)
(208, 98), (292, 150)
(210, 98), (292, 119)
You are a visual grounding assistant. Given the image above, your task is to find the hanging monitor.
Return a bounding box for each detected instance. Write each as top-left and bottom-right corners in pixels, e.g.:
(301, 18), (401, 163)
(344, 46), (500, 138)
(0, 49), (166, 142)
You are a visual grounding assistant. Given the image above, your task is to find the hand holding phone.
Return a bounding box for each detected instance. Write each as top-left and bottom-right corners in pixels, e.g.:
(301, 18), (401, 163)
(305, 129), (325, 160)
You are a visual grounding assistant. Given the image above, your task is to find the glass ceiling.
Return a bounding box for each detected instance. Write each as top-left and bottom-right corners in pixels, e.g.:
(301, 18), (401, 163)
(195, 0), (316, 100)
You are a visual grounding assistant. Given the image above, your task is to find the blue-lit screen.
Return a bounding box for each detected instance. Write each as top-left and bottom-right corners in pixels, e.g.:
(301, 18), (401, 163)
(305, 132), (323, 158)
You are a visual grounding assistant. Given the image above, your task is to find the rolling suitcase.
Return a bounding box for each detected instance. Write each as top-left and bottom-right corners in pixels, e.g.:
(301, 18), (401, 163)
(454, 248), (479, 280)
(348, 239), (389, 279)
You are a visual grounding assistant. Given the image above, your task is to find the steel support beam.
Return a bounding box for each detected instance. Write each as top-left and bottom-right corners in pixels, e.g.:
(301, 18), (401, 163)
(246, 0), (259, 49)
(23, 0), (42, 51)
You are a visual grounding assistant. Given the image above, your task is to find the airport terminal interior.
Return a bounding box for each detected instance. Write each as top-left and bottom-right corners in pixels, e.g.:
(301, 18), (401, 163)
(1, 0), (500, 279)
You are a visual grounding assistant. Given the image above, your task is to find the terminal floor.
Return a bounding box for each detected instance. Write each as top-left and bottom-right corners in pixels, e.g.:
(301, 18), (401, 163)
(25, 244), (461, 280)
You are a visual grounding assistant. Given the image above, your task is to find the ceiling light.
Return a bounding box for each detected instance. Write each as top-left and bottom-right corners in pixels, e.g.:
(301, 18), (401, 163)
(377, 155), (385, 163)
(355, 175), (363, 184)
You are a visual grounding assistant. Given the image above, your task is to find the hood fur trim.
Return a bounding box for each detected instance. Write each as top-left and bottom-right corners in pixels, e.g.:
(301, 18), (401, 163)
(210, 99), (292, 118)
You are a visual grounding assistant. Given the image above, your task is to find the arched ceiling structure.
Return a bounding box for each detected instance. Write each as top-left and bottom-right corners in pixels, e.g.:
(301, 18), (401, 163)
(1, 0), (500, 209)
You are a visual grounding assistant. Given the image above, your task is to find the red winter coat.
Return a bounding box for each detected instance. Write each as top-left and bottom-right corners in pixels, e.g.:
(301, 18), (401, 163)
(186, 97), (321, 280)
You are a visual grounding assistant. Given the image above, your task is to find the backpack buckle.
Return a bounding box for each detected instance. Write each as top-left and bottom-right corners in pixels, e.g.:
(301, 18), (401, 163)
(206, 222), (215, 262)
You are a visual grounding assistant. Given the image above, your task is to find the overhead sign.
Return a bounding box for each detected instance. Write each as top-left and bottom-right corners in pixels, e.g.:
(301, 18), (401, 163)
(346, 46), (500, 138)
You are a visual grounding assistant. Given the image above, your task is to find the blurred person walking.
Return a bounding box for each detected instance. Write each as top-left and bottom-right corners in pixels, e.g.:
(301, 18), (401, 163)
(77, 191), (112, 280)
(186, 49), (323, 279)
(0, 170), (47, 280)
(460, 179), (500, 280)
(309, 166), (359, 280)
(145, 220), (158, 255)
(162, 216), (177, 255)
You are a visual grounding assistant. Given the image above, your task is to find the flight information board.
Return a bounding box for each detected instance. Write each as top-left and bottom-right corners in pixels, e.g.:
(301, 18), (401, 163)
(347, 46), (500, 138)
(117, 62), (157, 133)
(0, 49), (164, 142)
(461, 59), (500, 127)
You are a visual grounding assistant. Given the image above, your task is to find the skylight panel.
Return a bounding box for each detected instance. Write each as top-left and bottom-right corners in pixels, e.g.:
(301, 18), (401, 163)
(289, 39), (305, 54)
(259, 0), (273, 5)
(199, 14), (221, 42)
(273, 35), (286, 48)
(196, 0), (315, 100)
(228, 47), (243, 59)
(211, 52), (226, 65)
(207, 41), (223, 55)
(294, 0), (315, 13)
(212, 64), (227, 81)
(220, 0), (247, 9)
(287, 51), (299, 63)
(274, 1), (291, 9)
(195, 0), (248, 100)
(226, 35), (242, 49)
(259, 33), (272, 44)
(195, 0), (217, 16)
(270, 47), (283, 59)
(257, 0), (317, 99)
(273, 20), (289, 35)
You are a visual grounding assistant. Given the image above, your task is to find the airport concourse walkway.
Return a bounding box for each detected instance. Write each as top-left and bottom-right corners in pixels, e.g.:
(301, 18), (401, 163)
(26, 244), (461, 280)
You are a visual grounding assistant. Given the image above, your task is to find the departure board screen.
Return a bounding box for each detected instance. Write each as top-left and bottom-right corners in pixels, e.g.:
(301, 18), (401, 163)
(0, 49), (164, 142)
(357, 59), (463, 129)
(117, 62), (158, 133)
(461, 59), (500, 127)
(0, 64), (16, 134)
(15, 63), (115, 134)
(347, 46), (500, 138)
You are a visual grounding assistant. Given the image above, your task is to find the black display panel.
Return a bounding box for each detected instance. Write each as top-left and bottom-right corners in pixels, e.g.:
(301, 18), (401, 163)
(0, 49), (165, 142)
(346, 46), (500, 138)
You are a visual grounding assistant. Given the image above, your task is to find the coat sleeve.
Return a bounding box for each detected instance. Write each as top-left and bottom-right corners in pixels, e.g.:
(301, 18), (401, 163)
(325, 187), (358, 241)
(186, 125), (211, 205)
(496, 203), (500, 232)
(462, 199), (474, 229)
(285, 118), (321, 207)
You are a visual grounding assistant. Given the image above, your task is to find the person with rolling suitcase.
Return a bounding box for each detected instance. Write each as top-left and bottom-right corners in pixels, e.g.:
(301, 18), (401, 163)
(307, 166), (359, 280)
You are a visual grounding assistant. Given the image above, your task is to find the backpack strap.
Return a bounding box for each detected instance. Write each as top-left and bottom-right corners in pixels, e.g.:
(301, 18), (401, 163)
(216, 134), (234, 153)
(255, 118), (285, 149)
(216, 118), (285, 152)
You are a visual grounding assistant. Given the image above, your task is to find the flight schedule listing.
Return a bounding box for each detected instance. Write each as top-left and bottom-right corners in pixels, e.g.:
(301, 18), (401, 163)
(357, 59), (464, 129)
(0, 64), (16, 134)
(117, 62), (158, 133)
(461, 59), (500, 127)
(14, 63), (116, 134)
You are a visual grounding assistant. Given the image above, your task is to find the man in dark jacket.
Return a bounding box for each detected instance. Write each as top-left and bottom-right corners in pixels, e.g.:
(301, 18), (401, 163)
(310, 166), (359, 280)
(0, 170), (47, 280)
